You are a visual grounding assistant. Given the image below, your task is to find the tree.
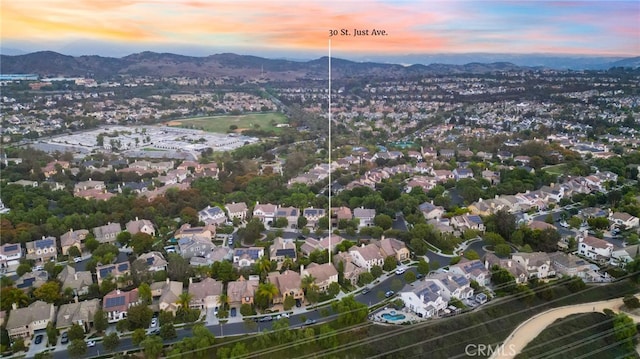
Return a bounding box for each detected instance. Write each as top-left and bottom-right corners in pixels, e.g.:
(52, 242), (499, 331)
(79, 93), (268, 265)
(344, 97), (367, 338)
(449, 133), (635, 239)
(331, 296), (368, 327)
(93, 308), (108, 334)
(160, 323), (177, 340)
(11, 338), (25, 353)
(103, 332), (120, 352)
(159, 310), (175, 325)
(140, 335), (164, 359)
(255, 282), (279, 310)
(495, 243), (512, 257)
(623, 294), (640, 309)
(306, 287), (320, 306)
(138, 282), (152, 305)
(613, 313), (637, 351)
(67, 323), (85, 341)
(327, 282), (341, 298)
(568, 216), (583, 229)
(16, 263), (31, 277)
(68, 246), (81, 259)
(177, 292), (193, 310)
(116, 231), (132, 246)
(240, 303), (254, 317)
(126, 304), (153, 330)
(46, 322), (58, 346)
(283, 295), (296, 311)
(417, 259), (430, 275)
(371, 265), (383, 279)
(84, 237), (100, 252)
(464, 249), (480, 260)
(358, 272), (374, 286)
(256, 256), (272, 280)
(373, 214), (393, 230)
(131, 232), (154, 255)
(68, 339), (87, 358)
(116, 319), (129, 333)
(1, 287), (29, 311)
(410, 237), (429, 255)
(132, 328), (147, 345)
(404, 271), (416, 283)
(383, 256), (398, 271)
(301, 274), (317, 293)
(167, 253), (192, 282)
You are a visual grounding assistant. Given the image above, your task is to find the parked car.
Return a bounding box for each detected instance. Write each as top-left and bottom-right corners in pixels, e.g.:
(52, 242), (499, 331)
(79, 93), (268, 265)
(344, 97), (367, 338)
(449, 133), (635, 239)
(61, 332), (69, 344)
(34, 334), (43, 345)
(303, 319), (316, 326)
(385, 290), (395, 298)
(73, 257), (82, 263)
(361, 286), (371, 295)
(395, 267), (406, 275)
(295, 299), (302, 307)
(416, 273), (424, 279)
(259, 315), (273, 322)
(148, 328), (160, 335)
(230, 308), (237, 317)
(86, 340), (96, 347)
(151, 318), (158, 327)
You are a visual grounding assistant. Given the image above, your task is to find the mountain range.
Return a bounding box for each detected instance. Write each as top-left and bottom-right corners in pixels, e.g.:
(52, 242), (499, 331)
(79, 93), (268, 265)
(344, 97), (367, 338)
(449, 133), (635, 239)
(1, 51), (638, 80)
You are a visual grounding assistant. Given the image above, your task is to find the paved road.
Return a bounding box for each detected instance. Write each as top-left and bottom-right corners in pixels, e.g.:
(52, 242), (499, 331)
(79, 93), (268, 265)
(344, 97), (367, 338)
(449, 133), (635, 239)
(491, 296), (640, 359)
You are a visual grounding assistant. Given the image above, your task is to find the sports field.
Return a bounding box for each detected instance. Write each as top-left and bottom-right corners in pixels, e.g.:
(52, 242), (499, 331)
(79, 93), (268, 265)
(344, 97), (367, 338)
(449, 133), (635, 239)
(167, 112), (288, 134)
(542, 164), (567, 175)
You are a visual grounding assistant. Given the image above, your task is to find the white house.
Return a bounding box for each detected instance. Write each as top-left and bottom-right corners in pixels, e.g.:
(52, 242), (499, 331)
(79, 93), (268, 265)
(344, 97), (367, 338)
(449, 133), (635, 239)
(348, 243), (384, 271)
(253, 203), (278, 226)
(225, 202), (248, 222)
(399, 282), (447, 318)
(510, 252), (555, 279)
(198, 205), (227, 226)
(610, 212), (639, 229)
(578, 235), (614, 261)
(353, 208), (376, 228)
(448, 259), (491, 286)
(0, 243), (23, 269)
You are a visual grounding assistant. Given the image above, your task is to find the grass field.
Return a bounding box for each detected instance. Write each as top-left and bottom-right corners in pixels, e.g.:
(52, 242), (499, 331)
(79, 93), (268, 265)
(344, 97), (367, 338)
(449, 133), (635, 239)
(167, 112), (288, 134)
(542, 164), (567, 175)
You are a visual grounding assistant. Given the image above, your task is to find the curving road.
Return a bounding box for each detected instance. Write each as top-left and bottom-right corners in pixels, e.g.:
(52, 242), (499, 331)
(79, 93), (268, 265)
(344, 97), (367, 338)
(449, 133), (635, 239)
(491, 296), (640, 359)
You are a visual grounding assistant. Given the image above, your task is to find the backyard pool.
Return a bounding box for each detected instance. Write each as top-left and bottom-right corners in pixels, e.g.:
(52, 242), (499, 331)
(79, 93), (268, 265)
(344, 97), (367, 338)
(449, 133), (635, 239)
(381, 312), (406, 321)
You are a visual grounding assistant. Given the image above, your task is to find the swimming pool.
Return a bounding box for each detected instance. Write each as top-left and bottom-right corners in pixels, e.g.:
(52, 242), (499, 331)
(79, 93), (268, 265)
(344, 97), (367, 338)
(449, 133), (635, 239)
(381, 312), (406, 321)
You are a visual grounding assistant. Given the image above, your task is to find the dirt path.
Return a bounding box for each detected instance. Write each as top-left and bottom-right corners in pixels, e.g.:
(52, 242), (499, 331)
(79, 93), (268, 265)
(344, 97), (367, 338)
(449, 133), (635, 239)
(491, 296), (640, 359)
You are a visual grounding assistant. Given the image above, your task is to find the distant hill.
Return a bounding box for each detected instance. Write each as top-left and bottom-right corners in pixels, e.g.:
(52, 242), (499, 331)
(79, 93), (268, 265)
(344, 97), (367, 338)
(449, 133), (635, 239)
(1, 51), (638, 80)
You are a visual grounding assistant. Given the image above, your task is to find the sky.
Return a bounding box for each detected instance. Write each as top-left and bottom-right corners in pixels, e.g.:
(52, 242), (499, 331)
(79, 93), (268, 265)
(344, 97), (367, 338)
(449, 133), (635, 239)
(1, 0), (639, 58)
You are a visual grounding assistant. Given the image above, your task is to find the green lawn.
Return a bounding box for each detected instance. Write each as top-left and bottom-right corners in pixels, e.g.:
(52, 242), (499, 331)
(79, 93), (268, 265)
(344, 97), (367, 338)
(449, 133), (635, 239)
(542, 164), (567, 176)
(169, 112), (288, 133)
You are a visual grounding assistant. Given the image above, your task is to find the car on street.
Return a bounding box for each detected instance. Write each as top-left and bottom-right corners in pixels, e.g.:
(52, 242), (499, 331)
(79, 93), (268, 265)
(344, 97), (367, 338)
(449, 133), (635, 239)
(86, 340), (96, 347)
(259, 315), (273, 322)
(34, 334), (43, 345)
(385, 290), (395, 298)
(60, 332), (69, 344)
(361, 286), (371, 295)
(395, 267), (406, 275)
(303, 319), (316, 326)
(73, 257), (82, 263)
(151, 318), (158, 327)
(416, 273), (424, 279)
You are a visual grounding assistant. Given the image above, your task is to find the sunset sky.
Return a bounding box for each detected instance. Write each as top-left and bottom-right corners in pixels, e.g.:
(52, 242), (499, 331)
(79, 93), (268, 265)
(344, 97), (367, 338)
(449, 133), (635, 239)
(2, 0), (638, 58)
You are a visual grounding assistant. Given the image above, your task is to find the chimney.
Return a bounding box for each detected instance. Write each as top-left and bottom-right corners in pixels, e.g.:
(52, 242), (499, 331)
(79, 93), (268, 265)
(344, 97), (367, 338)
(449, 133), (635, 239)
(136, 216), (139, 222)
(507, 260), (512, 267)
(166, 277), (170, 284)
(12, 303), (17, 310)
(300, 264), (304, 276)
(74, 296), (79, 303)
(116, 289), (121, 295)
(189, 277), (193, 284)
(74, 273), (78, 281)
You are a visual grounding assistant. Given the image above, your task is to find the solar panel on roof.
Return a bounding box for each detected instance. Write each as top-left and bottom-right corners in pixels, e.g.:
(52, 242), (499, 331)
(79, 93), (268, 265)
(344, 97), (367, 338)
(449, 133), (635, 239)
(117, 263), (129, 271)
(105, 296), (125, 308)
(99, 267), (113, 277)
(146, 257), (154, 265)
(4, 244), (18, 251)
(276, 249), (296, 258)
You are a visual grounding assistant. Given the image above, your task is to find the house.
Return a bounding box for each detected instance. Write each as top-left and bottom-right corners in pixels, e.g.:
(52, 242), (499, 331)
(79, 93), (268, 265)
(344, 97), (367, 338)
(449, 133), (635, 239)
(188, 277), (223, 312)
(151, 279), (183, 314)
(482, 170), (500, 185)
(253, 203), (278, 226)
(25, 236), (57, 264)
(433, 170), (454, 183)
(177, 237), (216, 260)
(450, 215), (485, 232)
(484, 253), (528, 284)
(349, 243), (384, 271)
(301, 263), (338, 292)
(189, 247), (231, 267)
(425, 272), (474, 301)
(353, 208), (376, 228)
(60, 229), (88, 256)
(227, 276), (259, 310)
(0, 242), (23, 270)
(103, 289), (141, 323)
(125, 217), (156, 236)
(300, 234), (346, 256)
(419, 202), (445, 220)
(376, 237), (410, 262)
(511, 252), (555, 279)
(6, 301), (55, 340)
(269, 237), (297, 268)
(399, 281), (447, 318)
(198, 205), (227, 226)
(56, 299), (100, 333)
(549, 251), (604, 282)
(453, 168), (474, 181)
(96, 262), (131, 286)
(93, 223), (122, 244)
(333, 252), (364, 286)
(233, 247), (265, 267)
(74, 179), (106, 193)
(610, 212), (640, 229)
(134, 251), (168, 272)
(275, 206), (300, 230)
(268, 270), (304, 305)
(449, 259), (491, 286)
(331, 207), (353, 228)
(15, 271), (49, 291)
(528, 220), (557, 232)
(303, 208), (326, 228)
(225, 202), (248, 222)
(58, 266), (93, 296)
(174, 223), (216, 241)
(610, 245), (639, 268)
(578, 235), (614, 262)
(42, 160), (70, 178)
